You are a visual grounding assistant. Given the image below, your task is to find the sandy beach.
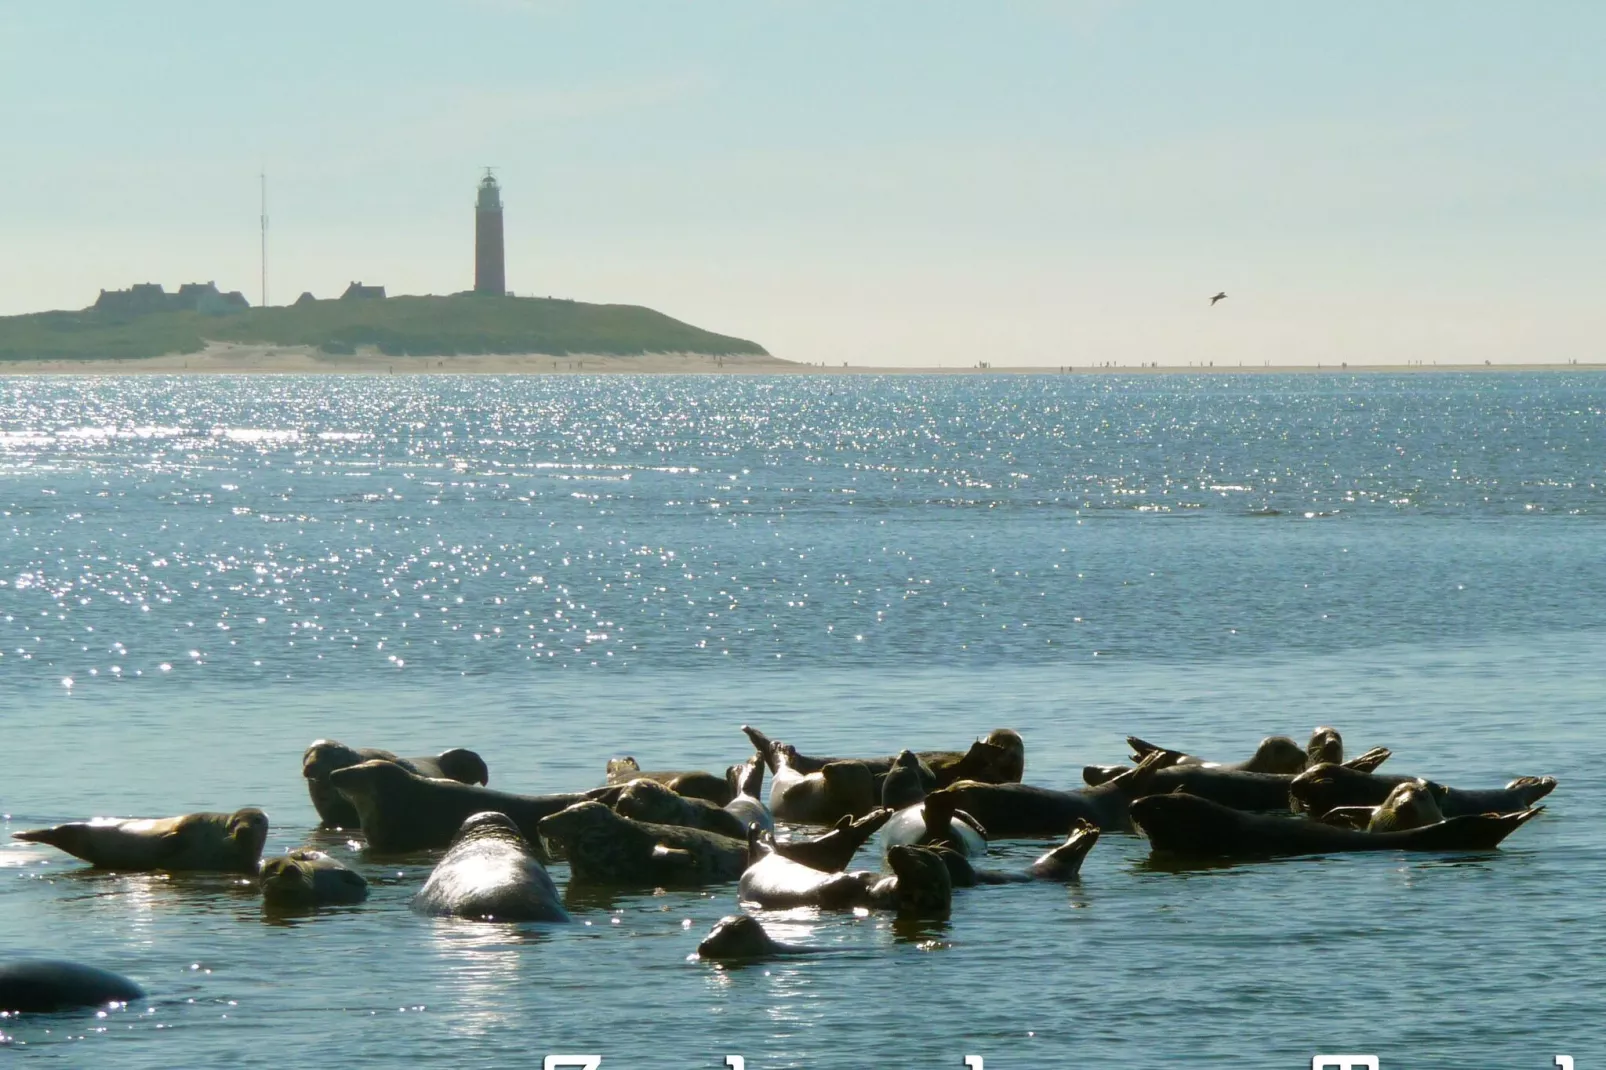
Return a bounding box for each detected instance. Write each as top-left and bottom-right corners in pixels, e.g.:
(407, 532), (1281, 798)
(0, 342), (1598, 376)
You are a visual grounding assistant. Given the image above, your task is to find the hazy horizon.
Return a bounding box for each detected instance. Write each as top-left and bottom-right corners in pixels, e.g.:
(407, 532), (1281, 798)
(2, 1), (1601, 367)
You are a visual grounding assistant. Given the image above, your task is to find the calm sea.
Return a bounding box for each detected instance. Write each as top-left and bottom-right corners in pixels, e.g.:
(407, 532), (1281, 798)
(1, 373), (1601, 1069)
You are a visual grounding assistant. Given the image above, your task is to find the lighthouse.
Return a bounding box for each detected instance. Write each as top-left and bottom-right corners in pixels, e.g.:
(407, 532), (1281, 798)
(474, 170), (506, 296)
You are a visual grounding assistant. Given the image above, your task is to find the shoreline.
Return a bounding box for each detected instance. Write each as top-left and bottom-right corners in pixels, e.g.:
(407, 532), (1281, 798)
(0, 342), (1599, 376)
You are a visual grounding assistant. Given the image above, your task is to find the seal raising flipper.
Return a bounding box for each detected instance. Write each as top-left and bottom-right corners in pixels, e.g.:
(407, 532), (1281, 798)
(723, 756), (775, 837)
(771, 808), (893, 872)
(13, 809), (269, 873)
(738, 829), (874, 909)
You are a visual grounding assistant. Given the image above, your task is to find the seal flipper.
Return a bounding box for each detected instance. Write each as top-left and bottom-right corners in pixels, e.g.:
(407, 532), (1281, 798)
(1315, 806), (1376, 829)
(1401, 807), (1543, 851)
(1125, 736), (1164, 762)
(1341, 747), (1391, 773)
(1082, 764), (1126, 787)
(1029, 819), (1100, 880)
(741, 726), (781, 773)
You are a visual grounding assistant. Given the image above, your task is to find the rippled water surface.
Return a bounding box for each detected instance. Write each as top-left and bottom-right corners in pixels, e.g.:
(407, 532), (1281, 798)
(1, 373), (1602, 1068)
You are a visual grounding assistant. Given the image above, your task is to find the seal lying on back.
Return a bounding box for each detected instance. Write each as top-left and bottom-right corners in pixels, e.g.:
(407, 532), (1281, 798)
(614, 777), (746, 840)
(260, 849), (369, 908)
(881, 789), (989, 859)
(538, 801), (747, 886)
(1289, 762), (1558, 820)
(694, 915), (827, 961)
(605, 757), (732, 806)
(938, 820), (1101, 886)
(413, 812), (569, 922)
(12, 808), (268, 873)
(770, 808), (892, 872)
(738, 831), (874, 909)
(743, 725), (1025, 790)
(0, 961), (145, 1013)
(1131, 791), (1542, 858)
(723, 757), (775, 837)
(767, 746), (877, 824)
(328, 759), (609, 854)
(303, 740), (489, 829)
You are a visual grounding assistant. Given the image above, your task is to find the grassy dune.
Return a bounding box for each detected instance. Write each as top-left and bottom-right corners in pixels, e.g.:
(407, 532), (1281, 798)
(0, 294), (769, 362)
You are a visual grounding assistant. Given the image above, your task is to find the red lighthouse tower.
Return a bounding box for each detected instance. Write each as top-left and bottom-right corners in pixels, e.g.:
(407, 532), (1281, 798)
(474, 169), (505, 296)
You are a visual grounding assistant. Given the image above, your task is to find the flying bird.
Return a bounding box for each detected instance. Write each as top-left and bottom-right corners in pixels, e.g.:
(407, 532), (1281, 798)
(1210, 292), (1228, 306)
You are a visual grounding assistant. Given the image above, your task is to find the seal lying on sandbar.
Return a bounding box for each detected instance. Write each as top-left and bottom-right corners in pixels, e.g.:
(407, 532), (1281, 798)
(767, 746), (877, 824)
(538, 801), (747, 886)
(303, 740), (489, 829)
(0, 961), (145, 1013)
(12, 808), (268, 873)
(743, 725), (1025, 790)
(1130, 791), (1542, 858)
(328, 759), (611, 854)
(413, 812), (569, 922)
(738, 831), (875, 909)
(723, 757), (774, 837)
(1289, 762), (1557, 820)
(770, 808), (892, 872)
(943, 820), (1102, 887)
(694, 915), (828, 961)
(934, 750), (1178, 836)
(605, 757), (732, 806)
(259, 849), (369, 908)
(614, 777), (746, 840)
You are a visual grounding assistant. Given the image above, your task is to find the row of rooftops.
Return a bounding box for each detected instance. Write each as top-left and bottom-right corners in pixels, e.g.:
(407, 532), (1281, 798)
(92, 280), (386, 315)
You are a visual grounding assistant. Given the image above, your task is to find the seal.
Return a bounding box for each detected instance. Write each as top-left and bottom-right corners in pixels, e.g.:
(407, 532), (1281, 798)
(0, 961), (145, 1013)
(723, 756), (775, 838)
(743, 725), (1025, 790)
(767, 747), (877, 825)
(327, 759), (609, 854)
(737, 830), (873, 909)
(1365, 780), (1445, 833)
(538, 801), (747, 886)
(863, 844), (953, 917)
(1289, 762), (1558, 820)
(1130, 791), (1542, 858)
(769, 808), (893, 872)
(259, 849), (369, 908)
(12, 808), (268, 873)
(1092, 731), (1391, 786)
(880, 750), (930, 810)
(303, 739), (489, 829)
(939, 820), (1101, 887)
(880, 790), (988, 859)
(935, 750), (1180, 836)
(694, 915), (827, 961)
(605, 757), (733, 806)
(413, 812), (569, 922)
(614, 777), (746, 840)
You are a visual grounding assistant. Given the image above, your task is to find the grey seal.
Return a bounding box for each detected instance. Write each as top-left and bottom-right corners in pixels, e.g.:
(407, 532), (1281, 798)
(538, 801), (746, 886)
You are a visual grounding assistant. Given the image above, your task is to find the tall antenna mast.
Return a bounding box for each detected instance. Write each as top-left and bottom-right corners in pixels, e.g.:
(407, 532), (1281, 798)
(259, 171), (268, 308)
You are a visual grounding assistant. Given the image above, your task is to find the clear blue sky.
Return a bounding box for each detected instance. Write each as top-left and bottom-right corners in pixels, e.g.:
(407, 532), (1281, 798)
(2, 1), (1601, 366)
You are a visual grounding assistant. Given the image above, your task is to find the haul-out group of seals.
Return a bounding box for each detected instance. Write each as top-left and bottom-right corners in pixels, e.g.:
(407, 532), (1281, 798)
(3, 723), (1557, 1008)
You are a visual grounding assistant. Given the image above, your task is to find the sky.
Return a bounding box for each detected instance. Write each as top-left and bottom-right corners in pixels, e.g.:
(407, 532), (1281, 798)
(1, 1), (1602, 367)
